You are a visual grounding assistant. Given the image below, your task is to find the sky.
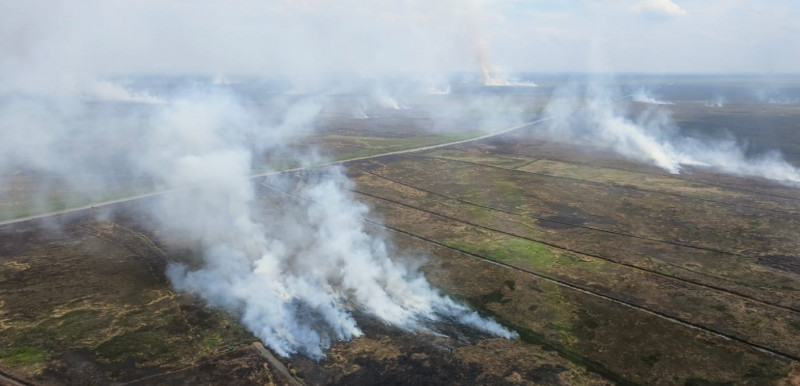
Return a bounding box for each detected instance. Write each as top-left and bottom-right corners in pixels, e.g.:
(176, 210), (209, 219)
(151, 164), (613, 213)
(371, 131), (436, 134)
(1, 0), (798, 88)
(488, 0), (800, 74)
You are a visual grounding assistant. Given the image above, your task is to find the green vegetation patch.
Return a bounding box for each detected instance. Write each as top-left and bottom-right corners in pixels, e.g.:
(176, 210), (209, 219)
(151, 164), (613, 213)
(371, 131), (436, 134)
(201, 335), (222, 349)
(0, 347), (47, 366)
(95, 328), (174, 363)
(489, 237), (553, 266)
(37, 309), (113, 347)
(444, 232), (604, 274)
(427, 149), (535, 169)
(521, 160), (729, 199)
(321, 132), (482, 161)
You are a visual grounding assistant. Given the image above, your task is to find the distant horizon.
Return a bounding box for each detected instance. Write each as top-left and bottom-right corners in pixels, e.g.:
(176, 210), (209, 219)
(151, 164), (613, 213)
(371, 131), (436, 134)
(101, 71), (800, 79)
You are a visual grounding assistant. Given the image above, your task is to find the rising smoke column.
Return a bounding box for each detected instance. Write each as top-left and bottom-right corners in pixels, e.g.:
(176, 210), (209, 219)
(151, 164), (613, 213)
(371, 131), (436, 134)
(137, 91), (516, 359)
(476, 39), (509, 86)
(474, 38), (537, 87)
(631, 87), (673, 105)
(0, 0), (523, 359)
(0, 80), (518, 359)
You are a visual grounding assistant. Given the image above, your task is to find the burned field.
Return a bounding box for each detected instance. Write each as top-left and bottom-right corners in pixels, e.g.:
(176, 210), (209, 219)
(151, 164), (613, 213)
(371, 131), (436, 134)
(343, 135), (800, 384)
(0, 181), (608, 385)
(1, 84), (800, 385)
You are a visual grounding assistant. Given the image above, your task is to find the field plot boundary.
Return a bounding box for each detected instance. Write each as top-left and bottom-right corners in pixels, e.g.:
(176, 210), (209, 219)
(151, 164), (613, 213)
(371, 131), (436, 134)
(493, 148), (800, 203)
(434, 154), (800, 218)
(351, 164), (800, 314)
(259, 177), (798, 380)
(355, 193), (800, 362)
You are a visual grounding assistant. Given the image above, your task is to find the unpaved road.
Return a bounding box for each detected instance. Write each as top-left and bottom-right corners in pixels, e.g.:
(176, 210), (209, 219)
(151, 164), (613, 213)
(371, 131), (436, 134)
(252, 342), (304, 386)
(0, 118), (549, 227)
(0, 371), (31, 386)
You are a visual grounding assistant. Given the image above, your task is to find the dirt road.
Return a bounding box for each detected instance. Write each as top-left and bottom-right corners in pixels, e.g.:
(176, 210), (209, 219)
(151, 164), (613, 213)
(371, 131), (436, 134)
(0, 118), (549, 227)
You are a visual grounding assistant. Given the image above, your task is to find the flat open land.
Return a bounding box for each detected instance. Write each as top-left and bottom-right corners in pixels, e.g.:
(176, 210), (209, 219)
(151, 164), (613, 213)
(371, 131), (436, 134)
(1, 81), (799, 385)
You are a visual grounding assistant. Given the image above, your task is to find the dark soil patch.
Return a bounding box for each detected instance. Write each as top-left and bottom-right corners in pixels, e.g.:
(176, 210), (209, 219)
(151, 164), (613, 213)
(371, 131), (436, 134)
(757, 255), (800, 274)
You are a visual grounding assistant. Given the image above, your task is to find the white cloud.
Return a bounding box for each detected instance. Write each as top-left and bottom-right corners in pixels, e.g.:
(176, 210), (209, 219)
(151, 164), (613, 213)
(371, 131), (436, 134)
(633, 0), (688, 19)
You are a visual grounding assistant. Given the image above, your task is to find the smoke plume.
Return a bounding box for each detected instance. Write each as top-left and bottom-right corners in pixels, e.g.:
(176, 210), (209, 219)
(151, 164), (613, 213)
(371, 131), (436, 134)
(544, 82), (800, 185)
(1, 82), (517, 358)
(139, 91), (516, 358)
(631, 87), (673, 105)
(0, 0), (524, 359)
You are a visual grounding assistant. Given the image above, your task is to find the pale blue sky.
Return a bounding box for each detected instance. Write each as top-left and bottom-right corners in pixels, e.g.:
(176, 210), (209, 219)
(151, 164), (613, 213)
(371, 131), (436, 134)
(1, 0), (798, 89)
(485, 0), (800, 73)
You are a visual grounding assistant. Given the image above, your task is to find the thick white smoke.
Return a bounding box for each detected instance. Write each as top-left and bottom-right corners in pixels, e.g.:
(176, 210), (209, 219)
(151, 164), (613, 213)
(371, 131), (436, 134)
(544, 83), (800, 185)
(705, 95), (726, 107)
(631, 87), (673, 105)
(0, 80), (517, 357)
(754, 87), (800, 105)
(0, 0), (527, 357)
(133, 92), (515, 358)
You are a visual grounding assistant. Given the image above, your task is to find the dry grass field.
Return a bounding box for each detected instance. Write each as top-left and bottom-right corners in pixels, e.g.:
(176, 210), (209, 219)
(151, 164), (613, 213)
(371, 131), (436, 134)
(1, 83), (799, 385)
